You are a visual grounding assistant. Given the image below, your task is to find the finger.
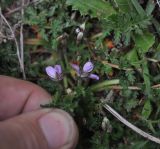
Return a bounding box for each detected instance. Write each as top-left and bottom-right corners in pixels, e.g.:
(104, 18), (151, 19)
(0, 75), (51, 120)
(0, 109), (78, 149)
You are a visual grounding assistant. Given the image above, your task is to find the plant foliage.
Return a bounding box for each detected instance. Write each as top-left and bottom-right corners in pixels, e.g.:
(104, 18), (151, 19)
(1, 0), (160, 148)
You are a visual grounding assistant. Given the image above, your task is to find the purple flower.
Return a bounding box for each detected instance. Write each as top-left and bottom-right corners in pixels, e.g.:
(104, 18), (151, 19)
(70, 63), (80, 74)
(83, 61), (94, 73)
(71, 61), (99, 80)
(45, 65), (63, 81)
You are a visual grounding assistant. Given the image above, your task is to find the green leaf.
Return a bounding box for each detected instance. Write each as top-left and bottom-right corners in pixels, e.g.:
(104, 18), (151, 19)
(152, 18), (160, 36)
(115, 0), (132, 12)
(126, 48), (139, 66)
(131, 141), (148, 149)
(145, 0), (155, 16)
(142, 100), (152, 119)
(134, 32), (155, 53)
(124, 99), (138, 112)
(154, 44), (160, 60)
(141, 59), (152, 99)
(131, 0), (146, 17)
(148, 122), (156, 133)
(66, 0), (116, 19)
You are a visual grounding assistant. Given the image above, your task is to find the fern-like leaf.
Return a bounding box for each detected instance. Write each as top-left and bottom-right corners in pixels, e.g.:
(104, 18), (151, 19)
(66, 0), (116, 19)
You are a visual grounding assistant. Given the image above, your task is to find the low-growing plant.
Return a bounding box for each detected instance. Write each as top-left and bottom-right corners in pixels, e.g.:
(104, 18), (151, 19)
(1, 0), (160, 148)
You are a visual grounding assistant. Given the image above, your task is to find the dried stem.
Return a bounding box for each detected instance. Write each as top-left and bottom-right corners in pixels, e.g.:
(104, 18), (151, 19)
(20, 0), (26, 79)
(0, 8), (23, 72)
(152, 84), (160, 89)
(102, 60), (136, 71)
(108, 84), (160, 90)
(107, 85), (141, 90)
(103, 104), (160, 144)
(102, 59), (159, 72)
(95, 84), (160, 91)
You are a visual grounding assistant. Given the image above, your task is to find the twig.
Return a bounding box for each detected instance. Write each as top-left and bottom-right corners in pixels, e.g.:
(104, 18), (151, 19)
(20, 0), (26, 79)
(91, 32), (103, 39)
(4, 0), (42, 17)
(107, 84), (160, 90)
(107, 85), (141, 90)
(0, 8), (23, 72)
(102, 59), (160, 72)
(102, 60), (142, 72)
(152, 84), (160, 89)
(103, 104), (160, 144)
(147, 58), (160, 63)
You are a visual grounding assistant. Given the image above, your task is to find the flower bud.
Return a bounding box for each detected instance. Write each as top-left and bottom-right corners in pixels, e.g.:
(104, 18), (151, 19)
(88, 74), (99, 80)
(80, 22), (86, 31)
(75, 28), (80, 34)
(77, 32), (83, 41)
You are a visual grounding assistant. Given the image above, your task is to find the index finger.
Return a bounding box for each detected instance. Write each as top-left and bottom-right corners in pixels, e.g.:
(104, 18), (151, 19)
(0, 75), (51, 120)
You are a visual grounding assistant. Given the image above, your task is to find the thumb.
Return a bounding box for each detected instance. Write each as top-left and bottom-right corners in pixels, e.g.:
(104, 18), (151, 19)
(0, 109), (78, 149)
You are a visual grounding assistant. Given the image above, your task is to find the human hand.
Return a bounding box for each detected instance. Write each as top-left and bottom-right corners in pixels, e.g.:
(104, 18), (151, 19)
(0, 75), (78, 149)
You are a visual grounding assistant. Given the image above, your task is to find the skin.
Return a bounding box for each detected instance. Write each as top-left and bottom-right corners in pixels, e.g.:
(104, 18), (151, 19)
(0, 75), (78, 149)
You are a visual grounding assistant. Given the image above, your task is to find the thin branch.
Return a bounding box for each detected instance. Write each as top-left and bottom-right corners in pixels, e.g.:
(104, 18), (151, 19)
(152, 84), (160, 89)
(4, 0), (42, 17)
(20, 0), (26, 79)
(102, 60), (142, 72)
(102, 59), (159, 72)
(91, 32), (103, 39)
(147, 58), (160, 63)
(107, 85), (141, 90)
(107, 84), (160, 90)
(0, 8), (23, 71)
(103, 104), (160, 144)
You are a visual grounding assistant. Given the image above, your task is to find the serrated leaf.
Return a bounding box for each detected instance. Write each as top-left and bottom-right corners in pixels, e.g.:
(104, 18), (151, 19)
(66, 0), (116, 19)
(134, 32), (155, 53)
(131, 0), (146, 17)
(115, 0), (132, 12)
(124, 99), (138, 112)
(142, 100), (152, 119)
(131, 141), (148, 149)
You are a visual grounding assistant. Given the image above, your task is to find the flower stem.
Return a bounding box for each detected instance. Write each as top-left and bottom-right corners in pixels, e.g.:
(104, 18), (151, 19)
(90, 79), (120, 91)
(63, 76), (68, 89)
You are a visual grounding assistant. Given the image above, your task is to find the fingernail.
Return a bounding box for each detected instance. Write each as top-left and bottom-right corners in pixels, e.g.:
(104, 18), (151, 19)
(39, 111), (72, 149)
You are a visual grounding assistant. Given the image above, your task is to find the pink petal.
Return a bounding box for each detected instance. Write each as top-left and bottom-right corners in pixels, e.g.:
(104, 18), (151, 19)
(54, 65), (62, 75)
(83, 61), (94, 73)
(88, 74), (99, 80)
(45, 66), (57, 79)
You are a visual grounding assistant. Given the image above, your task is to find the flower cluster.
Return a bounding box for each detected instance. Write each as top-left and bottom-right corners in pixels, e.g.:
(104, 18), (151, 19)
(45, 61), (99, 81)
